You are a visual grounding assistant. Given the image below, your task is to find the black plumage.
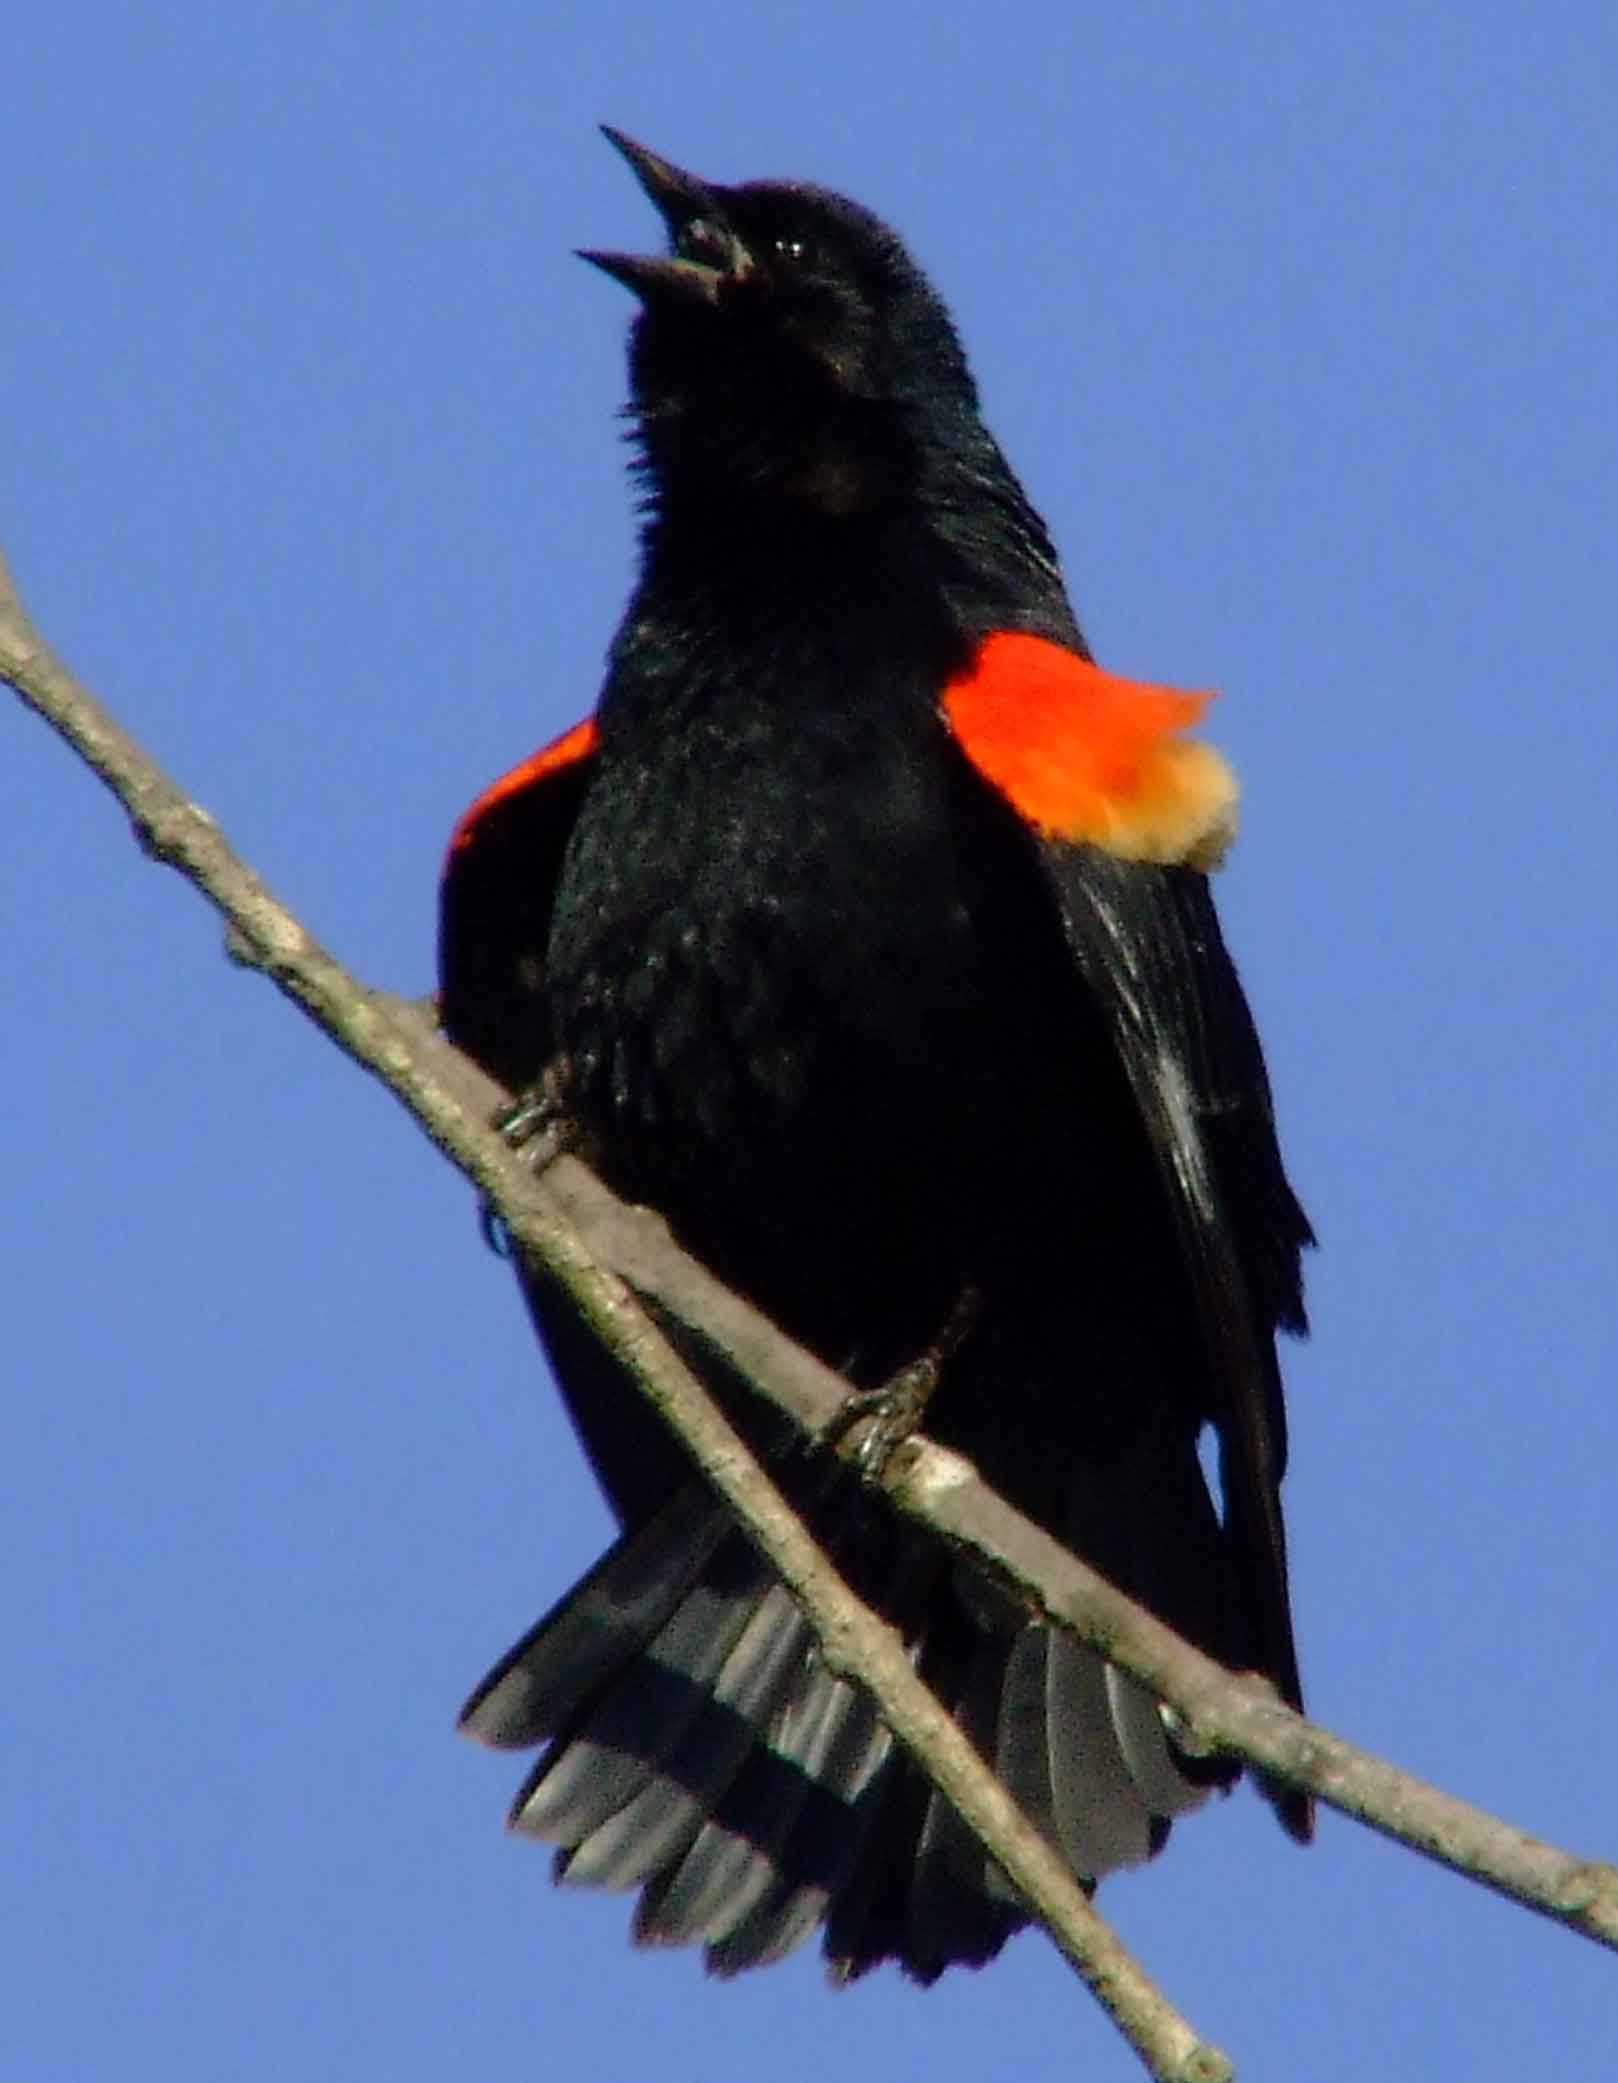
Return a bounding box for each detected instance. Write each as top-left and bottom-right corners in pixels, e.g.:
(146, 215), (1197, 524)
(439, 129), (1313, 1982)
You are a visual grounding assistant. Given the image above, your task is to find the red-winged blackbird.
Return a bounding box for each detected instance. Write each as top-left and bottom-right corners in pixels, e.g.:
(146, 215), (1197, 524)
(439, 128), (1313, 1984)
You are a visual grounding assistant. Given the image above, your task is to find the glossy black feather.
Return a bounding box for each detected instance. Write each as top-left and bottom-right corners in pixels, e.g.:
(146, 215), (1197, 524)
(440, 135), (1313, 1980)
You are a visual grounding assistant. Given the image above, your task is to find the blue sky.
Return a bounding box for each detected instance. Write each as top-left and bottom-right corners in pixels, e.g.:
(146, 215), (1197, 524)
(5, 5), (1615, 2078)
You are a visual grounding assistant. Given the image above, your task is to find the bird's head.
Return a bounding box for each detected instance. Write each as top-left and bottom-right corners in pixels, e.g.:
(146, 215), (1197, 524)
(581, 128), (980, 519)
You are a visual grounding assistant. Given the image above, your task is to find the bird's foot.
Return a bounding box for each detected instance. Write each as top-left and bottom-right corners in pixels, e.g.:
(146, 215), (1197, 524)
(479, 1059), (579, 1257)
(493, 1056), (578, 1165)
(824, 1286), (981, 1477)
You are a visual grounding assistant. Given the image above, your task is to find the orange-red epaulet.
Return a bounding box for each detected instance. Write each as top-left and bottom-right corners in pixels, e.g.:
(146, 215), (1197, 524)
(943, 632), (1238, 870)
(447, 718), (599, 860)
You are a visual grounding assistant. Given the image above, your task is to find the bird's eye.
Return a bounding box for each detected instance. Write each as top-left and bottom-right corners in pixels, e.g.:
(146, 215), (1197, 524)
(676, 218), (731, 268)
(772, 235), (809, 266)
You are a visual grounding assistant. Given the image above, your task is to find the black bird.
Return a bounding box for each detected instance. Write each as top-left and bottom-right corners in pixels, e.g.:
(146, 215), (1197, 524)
(438, 128), (1313, 1983)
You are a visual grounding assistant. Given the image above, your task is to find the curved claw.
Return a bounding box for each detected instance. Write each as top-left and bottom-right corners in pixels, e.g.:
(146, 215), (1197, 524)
(821, 1286), (982, 1478)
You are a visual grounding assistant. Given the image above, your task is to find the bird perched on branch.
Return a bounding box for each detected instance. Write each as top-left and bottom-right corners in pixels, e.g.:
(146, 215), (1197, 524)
(438, 127), (1313, 1983)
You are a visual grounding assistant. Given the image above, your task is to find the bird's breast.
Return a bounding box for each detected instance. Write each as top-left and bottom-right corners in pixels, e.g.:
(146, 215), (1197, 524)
(545, 683), (998, 1198)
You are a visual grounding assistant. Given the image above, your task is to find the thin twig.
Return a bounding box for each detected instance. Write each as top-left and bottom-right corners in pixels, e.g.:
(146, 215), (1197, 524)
(523, 1145), (1618, 1954)
(7, 541), (1615, 2065)
(0, 544), (1230, 2081)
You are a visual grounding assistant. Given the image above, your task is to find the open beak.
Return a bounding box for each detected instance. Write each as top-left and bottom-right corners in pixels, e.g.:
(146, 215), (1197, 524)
(578, 127), (749, 306)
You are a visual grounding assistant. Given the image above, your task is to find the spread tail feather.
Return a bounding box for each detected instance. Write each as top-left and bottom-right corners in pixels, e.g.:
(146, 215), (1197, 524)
(460, 1462), (1221, 1981)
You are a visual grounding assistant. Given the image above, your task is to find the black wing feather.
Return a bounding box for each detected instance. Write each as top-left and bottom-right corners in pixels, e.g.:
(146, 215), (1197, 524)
(439, 745), (596, 1092)
(1032, 843), (1312, 1834)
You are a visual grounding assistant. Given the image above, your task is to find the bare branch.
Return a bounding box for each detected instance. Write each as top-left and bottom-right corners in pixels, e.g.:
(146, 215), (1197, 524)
(529, 1143), (1618, 1954)
(6, 541), (1615, 2073)
(0, 543), (1229, 2081)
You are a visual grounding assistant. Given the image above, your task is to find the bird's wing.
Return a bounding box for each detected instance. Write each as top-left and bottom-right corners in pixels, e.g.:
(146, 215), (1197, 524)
(944, 633), (1313, 1814)
(439, 717), (598, 1091)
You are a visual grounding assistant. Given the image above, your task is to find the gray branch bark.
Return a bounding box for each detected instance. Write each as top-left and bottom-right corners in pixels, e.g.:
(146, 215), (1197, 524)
(5, 543), (1613, 2082)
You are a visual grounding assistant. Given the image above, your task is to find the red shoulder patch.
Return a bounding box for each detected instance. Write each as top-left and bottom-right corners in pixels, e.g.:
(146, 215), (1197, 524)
(943, 632), (1238, 869)
(447, 717), (599, 859)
